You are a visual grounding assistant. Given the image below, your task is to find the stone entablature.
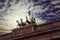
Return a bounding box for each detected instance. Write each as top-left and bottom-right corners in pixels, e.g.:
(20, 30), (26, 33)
(0, 21), (60, 40)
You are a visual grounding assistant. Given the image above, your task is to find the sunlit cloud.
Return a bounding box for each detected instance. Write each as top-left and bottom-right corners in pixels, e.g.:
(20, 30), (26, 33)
(0, 0), (34, 32)
(0, 0), (60, 34)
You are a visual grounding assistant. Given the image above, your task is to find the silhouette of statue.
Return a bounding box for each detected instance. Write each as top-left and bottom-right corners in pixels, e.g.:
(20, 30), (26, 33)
(30, 17), (35, 24)
(20, 18), (26, 26)
(28, 11), (31, 16)
(16, 20), (21, 26)
(26, 17), (31, 24)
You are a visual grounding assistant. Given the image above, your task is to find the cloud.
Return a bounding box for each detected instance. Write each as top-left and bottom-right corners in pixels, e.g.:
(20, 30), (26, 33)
(0, 0), (60, 35)
(0, 0), (34, 34)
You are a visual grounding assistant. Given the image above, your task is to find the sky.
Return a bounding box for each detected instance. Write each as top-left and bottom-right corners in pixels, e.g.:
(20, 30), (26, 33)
(0, 0), (60, 35)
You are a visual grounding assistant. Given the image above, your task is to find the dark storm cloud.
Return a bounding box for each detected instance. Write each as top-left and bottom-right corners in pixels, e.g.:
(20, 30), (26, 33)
(29, 0), (60, 22)
(0, 0), (5, 3)
(0, 0), (60, 35)
(0, 0), (5, 9)
(0, 0), (60, 23)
